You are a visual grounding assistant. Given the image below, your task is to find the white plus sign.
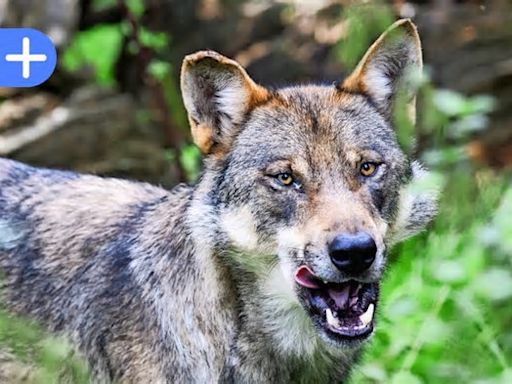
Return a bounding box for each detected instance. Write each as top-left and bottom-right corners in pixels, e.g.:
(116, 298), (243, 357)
(5, 37), (47, 79)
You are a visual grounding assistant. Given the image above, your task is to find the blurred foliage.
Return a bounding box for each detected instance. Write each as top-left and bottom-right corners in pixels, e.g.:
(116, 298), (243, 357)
(62, 24), (123, 86)
(334, 3), (394, 68)
(92, 0), (117, 11)
(0, 308), (90, 383)
(63, 0), (189, 179)
(179, 144), (202, 183)
(419, 85), (496, 168)
(148, 59), (189, 133)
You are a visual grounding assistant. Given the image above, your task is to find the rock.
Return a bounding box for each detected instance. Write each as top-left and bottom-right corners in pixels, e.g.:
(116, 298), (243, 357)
(0, 86), (174, 186)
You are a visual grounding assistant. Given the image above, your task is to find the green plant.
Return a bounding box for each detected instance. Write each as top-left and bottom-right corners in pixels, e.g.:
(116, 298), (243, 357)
(0, 308), (90, 383)
(62, 24), (123, 86)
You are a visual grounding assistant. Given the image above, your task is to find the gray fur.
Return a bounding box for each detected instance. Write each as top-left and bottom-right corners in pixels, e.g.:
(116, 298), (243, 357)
(0, 19), (437, 383)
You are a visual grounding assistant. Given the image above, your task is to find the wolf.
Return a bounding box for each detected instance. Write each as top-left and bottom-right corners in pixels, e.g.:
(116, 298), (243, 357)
(0, 19), (437, 383)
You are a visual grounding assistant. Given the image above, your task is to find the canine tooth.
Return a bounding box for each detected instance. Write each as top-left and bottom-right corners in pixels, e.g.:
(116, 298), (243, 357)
(359, 303), (375, 327)
(325, 308), (341, 328)
(352, 283), (362, 296)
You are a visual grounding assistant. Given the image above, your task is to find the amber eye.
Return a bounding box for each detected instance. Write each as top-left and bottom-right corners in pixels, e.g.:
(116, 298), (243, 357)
(360, 162), (378, 177)
(275, 173), (294, 186)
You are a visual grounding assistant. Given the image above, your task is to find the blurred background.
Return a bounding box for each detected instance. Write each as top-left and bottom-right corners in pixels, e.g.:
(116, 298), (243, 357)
(0, 0), (511, 383)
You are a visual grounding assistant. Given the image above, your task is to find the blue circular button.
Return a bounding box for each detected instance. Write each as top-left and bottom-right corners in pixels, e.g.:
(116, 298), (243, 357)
(0, 28), (57, 87)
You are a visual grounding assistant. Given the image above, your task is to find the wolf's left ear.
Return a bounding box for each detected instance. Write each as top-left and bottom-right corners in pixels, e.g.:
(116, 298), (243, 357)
(181, 50), (270, 155)
(342, 19), (422, 123)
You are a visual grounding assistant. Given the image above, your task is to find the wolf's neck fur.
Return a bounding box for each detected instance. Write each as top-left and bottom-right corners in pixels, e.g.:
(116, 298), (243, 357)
(184, 175), (358, 382)
(216, 257), (357, 382)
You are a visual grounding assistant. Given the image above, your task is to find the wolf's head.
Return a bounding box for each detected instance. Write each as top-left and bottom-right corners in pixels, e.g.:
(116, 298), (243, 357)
(181, 20), (437, 351)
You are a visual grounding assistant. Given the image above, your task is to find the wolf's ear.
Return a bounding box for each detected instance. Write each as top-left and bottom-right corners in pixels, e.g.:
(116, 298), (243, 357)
(181, 50), (270, 155)
(342, 19), (422, 123)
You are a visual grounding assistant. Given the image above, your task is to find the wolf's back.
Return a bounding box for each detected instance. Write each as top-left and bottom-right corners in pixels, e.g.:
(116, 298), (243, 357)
(0, 157), (202, 380)
(0, 157), (170, 257)
(0, 157), (171, 327)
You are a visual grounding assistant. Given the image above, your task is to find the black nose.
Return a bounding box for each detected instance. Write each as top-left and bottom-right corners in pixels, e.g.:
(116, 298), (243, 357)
(329, 232), (377, 274)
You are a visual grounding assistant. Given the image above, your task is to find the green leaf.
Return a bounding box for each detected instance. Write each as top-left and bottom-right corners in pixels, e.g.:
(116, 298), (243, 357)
(92, 0), (116, 11)
(139, 27), (169, 52)
(148, 60), (171, 81)
(359, 362), (388, 382)
(62, 24), (123, 86)
(433, 90), (495, 118)
(383, 296), (418, 321)
(480, 188), (512, 255)
(431, 260), (467, 284)
(390, 372), (423, 384)
(433, 89), (467, 117)
(127, 0), (145, 18)
(473, 268), (512, 302)
(421, 147), (468, 167)
(180, 144), (201, 182)
(448, 115), (489, 139)
(467, 95), (496, 115)
(473, 369), (512, 384)
(335, 4), (394, 68)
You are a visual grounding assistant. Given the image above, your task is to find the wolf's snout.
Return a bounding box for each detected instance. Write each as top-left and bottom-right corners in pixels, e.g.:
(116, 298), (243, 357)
(328, 233), (377, 275)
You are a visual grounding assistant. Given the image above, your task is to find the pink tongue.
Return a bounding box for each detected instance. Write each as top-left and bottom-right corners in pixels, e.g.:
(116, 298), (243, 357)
(327, 285), (351, 309)
(294, 266), (321, 289)
(294, 267), (357, 309)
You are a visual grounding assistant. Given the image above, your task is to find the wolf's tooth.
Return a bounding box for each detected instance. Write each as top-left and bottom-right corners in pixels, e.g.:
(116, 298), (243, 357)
(325, 308), (341, 328)
(359, 303), (375, 327)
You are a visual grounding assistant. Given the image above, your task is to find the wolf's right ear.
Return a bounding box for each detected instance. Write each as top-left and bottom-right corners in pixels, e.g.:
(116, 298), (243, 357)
(342, 19), (422, 124)
(181, 51), (270, 155)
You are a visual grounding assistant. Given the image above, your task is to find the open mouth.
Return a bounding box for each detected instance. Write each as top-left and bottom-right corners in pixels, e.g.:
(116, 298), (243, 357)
(295, 266), (378, 342)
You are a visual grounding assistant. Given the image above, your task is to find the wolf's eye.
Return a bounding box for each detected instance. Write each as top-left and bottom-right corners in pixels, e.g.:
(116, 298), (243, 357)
(275, 173), (294, 186)
(360, 162), (378, 177)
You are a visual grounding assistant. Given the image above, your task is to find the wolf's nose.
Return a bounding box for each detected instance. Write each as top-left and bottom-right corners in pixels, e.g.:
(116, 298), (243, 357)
(328, 233), (377, 274)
